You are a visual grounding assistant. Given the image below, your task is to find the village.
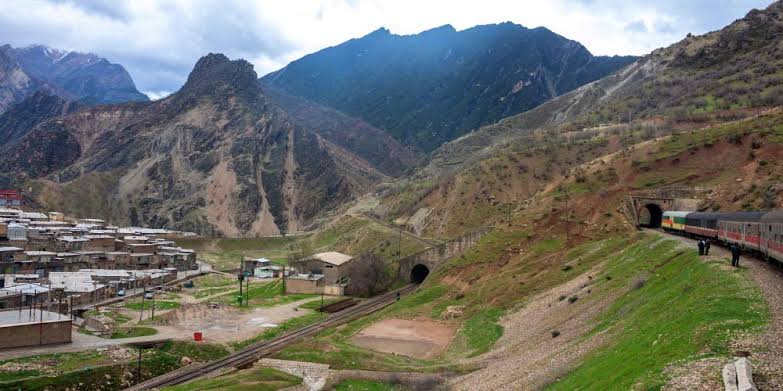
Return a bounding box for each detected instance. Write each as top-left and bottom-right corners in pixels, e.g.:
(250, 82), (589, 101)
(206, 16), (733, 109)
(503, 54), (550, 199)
(0, 190), (364, 354)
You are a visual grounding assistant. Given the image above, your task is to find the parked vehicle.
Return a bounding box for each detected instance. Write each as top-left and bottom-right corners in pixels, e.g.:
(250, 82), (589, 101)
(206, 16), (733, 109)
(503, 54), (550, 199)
(117, 289), (126, 297)
(144, 290), (155, 299)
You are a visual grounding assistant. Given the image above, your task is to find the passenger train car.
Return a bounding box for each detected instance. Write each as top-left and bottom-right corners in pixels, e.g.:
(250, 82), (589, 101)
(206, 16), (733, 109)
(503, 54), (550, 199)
(662, 210), (783, 262)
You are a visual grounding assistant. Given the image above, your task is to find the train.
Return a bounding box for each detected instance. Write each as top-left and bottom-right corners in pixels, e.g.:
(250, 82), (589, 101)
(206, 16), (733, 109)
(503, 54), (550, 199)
(662, 210), (783, 262)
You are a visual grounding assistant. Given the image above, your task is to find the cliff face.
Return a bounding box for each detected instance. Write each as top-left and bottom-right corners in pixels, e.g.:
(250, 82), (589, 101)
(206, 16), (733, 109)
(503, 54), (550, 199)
(2, 54), (415, 236)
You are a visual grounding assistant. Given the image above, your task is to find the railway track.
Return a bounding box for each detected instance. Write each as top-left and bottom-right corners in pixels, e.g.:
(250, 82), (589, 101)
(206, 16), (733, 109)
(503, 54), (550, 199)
(126, 284), (418, 390)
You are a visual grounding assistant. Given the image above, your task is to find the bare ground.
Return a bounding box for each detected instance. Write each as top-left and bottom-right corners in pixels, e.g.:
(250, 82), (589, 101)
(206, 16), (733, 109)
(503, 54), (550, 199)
(351, 318), (457, 359)
(153, 299), (315, 343)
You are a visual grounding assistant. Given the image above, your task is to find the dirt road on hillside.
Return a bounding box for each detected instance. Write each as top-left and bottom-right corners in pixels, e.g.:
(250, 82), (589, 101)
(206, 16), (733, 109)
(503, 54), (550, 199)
(649, 230), (783, 390)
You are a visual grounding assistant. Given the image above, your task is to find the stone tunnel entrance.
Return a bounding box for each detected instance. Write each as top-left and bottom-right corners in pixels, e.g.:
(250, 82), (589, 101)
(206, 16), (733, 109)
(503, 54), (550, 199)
(639, 203), (664, 228)
(410, 264), (430, 284)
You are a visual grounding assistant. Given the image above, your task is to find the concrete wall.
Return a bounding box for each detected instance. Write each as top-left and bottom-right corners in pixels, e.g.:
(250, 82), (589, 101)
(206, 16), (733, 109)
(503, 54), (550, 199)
(0, 320), (71, 348)
(286, 278), (322, 294)
(398, 227), (489, 281)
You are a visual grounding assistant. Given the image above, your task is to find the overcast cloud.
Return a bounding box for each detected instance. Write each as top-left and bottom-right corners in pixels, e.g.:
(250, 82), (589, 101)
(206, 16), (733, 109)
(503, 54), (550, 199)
(0, 0), (773, 98)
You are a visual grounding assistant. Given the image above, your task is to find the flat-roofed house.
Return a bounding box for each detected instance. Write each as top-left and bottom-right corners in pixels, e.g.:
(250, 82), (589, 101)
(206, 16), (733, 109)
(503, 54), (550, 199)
(84, 235), (115, 251)
(129, 253), (156, 269)
(57, 236), (89, 252)
(105, 252), (131, 269)
(128, 243), (158, 254)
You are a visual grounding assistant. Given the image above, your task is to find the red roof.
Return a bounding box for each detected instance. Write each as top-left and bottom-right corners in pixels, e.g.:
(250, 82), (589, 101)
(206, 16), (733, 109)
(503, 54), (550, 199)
(0, 190), (22, 200)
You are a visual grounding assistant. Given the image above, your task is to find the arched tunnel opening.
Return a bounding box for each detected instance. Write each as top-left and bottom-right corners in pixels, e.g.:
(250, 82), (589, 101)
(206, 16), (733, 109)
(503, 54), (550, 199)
(640, 203), (663, 228)
(410, 264), (430, 284)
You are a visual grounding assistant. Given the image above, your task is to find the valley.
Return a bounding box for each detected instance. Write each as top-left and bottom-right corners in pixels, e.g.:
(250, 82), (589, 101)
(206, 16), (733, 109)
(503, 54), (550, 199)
(0, 1), (782, 390)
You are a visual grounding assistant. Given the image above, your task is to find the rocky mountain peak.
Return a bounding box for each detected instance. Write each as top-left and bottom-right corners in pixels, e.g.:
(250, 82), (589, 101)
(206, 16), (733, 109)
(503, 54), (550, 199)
(180, 53), (259, 99)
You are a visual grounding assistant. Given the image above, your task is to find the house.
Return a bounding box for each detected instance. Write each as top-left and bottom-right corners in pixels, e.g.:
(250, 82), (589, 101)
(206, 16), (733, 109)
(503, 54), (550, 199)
(242, 258), (281, 278)
(292, 252), (354, 285)
(57, 236), (89, 252)
(287, 252), (355, 296)
(127, 243), (158, 254)
(129, 253), (156, 269)
(20, 212), (48, 222)
(84, 235), (115, 251)
(0, 191), (22, 207)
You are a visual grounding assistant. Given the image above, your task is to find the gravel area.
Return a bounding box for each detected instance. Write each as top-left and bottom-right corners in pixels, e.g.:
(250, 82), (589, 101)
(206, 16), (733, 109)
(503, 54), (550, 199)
(450, 263), (617, 390)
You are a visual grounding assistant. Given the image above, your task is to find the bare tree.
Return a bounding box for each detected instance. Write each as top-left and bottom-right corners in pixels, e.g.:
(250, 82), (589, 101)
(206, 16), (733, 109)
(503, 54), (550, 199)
(345, 253), (391, 297)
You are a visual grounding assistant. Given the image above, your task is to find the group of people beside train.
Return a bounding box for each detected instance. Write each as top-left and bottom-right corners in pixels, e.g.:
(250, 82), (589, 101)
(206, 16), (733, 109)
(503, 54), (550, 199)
(696, 238), (741, 266)
(661, 209), (783, 266)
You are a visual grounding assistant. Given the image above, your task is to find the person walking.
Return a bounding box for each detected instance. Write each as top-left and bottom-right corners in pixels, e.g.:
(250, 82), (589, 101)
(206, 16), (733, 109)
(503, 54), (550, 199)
(698, 239), (705, 256)
(731, 243), (741, 267)
(704, 239), (711, 256)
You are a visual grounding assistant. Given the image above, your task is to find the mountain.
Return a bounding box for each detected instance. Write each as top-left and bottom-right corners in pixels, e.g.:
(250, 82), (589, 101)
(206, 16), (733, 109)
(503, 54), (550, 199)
(0, 44), (147, 113)
(422, 2), (783, 178)
(0, 90), (82, 147)
(261, 23), (636, 151)
(0, 47), (46, 114)
(0, 53), (416, 236)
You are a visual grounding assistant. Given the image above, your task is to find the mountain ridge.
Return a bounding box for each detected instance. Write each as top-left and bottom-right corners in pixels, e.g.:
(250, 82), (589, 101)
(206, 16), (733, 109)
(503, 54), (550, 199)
(261, 22), (637, 151)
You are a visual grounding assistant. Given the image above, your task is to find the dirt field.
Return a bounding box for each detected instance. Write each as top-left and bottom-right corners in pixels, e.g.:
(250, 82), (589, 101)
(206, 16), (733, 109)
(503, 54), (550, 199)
(351, 318), (457, 359)
(153, 299), (315, 343)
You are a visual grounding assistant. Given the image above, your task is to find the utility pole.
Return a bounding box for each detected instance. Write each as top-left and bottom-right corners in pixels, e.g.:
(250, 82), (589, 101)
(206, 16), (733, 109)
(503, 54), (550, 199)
(139, 283), (146, 322)
(238, 259), (244, 306)
(398, 225), (402, 263)
(281, 265), (286, 296)
(150, 290), (155, 321)
(564, 187), (570, 244)
(137, 346), (143, 384)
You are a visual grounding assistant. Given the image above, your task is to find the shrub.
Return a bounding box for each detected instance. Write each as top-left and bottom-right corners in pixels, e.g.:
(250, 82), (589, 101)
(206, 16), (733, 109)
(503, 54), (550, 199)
(568, 296), (579, 303)
(551, 330), (561, 338)
(558, 295), (567, 301)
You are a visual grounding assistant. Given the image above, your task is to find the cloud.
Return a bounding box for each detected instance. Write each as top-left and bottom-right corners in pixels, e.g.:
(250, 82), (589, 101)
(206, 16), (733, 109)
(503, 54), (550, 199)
(624, 20), (648, 33)
(0, 0), (774, 94)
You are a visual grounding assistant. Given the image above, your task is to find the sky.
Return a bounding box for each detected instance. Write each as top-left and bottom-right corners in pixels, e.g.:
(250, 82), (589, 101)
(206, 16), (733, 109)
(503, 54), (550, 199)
(0, 0), (774, 99)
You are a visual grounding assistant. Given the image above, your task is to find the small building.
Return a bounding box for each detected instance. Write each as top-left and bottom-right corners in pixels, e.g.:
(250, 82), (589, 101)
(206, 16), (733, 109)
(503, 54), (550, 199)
(129, 253), (156, 269)
(48, 212), (64, 221)
(84, 235), (116, 251)
(20, 212), (48, 222)
(7, 223), (26, 241)
(127, 243), (158, 254)
(0, 191), (22, 207)
(0, 310), (71, 349)
(57, 236), (89, 252)
(293, 252), (354, 285)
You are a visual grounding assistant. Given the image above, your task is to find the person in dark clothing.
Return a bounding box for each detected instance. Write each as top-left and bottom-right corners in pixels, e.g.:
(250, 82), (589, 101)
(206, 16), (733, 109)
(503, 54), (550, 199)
(698, 239), (705, 256)
(704, 239), (711, 256)
(731, 244), (741, 267)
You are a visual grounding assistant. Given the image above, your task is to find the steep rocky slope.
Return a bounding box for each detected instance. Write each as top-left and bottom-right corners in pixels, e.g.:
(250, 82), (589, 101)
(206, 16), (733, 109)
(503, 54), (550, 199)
(0, 91), (83, 147)
(262, 23), (636, 151)
(1, 53), (415, 236)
